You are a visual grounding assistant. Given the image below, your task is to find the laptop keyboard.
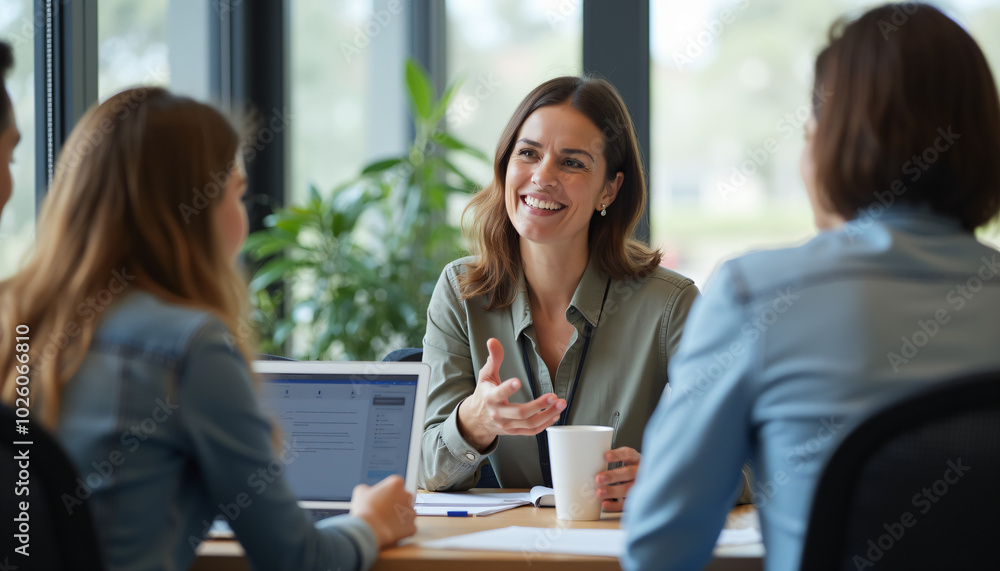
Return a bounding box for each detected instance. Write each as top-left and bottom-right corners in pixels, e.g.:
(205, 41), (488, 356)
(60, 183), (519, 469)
(310, 508), (350, 521)
(208, 508), (350, 539)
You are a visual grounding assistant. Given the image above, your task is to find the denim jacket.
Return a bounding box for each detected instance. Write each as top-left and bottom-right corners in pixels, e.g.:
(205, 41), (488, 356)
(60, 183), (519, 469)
(623, 208), (1000, 571)
(56, 291), (377, 571)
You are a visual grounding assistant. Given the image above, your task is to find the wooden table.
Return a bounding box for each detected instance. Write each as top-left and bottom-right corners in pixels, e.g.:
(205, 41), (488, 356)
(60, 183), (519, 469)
(193, 491), (764, 571)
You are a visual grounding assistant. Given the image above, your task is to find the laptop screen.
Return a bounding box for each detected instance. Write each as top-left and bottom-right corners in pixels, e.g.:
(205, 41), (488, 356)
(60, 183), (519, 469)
(258, 370), (421, 502)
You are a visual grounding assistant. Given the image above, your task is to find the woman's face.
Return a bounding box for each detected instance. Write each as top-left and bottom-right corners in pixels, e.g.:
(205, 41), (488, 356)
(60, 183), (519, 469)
(504, 102), (623, 249)
(215, 156), (249, 262)
(800, 114), (844, 230)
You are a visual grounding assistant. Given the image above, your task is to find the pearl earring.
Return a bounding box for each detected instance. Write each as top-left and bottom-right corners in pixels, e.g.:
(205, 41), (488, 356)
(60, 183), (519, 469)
(600, 203), (607, 217)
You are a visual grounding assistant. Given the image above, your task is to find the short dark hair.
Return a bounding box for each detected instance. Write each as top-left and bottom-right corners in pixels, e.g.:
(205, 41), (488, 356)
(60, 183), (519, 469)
(0, 41), (12, 131)
(812, 3), (1000, 232)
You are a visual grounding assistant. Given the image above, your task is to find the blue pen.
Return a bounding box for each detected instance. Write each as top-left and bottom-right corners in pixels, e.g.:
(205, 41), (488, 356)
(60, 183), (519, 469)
(446, 511), (469, 517)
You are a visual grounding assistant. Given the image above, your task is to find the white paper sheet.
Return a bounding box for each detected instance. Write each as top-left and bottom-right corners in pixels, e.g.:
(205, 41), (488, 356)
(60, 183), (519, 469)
(415, 487), (555, 516)
(414, 504), (524, 517)
(420, 526), (625, 557)
(716, 527), (762, 546)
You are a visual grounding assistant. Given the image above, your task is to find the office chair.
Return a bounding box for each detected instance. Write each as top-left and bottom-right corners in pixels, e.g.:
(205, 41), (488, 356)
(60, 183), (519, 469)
(381, 348), (423, 362)
(259, 353), (296, 361)
(0, 403), (105, 570)
(799, 370), (1000, 571)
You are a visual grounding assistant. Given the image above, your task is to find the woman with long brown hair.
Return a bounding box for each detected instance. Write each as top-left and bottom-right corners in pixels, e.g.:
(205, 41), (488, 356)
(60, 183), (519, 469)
(419, 76), (717, 510)
(624, 4), (1000, 570)
(0, 87), (415, 570)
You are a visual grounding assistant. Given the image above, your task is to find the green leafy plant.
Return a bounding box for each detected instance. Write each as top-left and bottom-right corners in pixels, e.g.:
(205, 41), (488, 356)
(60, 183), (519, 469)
(244, 59), (488, 360)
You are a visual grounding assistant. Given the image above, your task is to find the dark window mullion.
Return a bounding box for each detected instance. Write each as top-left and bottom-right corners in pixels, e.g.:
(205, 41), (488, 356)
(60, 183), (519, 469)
(583, 0), (651, 244)
(33, 0), (97, 214)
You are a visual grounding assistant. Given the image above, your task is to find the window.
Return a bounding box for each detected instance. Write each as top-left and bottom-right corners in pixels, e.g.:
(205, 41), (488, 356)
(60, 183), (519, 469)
(288, 0), (398, 206)
(98, 0), (170, 101)
(446, 0), (583, 183)
(0, 0), (36, 279)
(649, 0), (1000, 286)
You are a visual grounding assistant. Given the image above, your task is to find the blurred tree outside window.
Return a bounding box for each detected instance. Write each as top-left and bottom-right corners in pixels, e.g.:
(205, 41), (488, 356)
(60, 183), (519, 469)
(650, 0), (1000, 286)
(445, 0), (582, 189)
(98, 0), (170, 101)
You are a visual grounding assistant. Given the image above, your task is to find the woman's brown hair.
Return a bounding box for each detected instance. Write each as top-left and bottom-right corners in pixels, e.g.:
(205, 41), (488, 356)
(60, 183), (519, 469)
(811, 2), (1000, 231)
(0, 87), (255, 428)
(459, 76), (661, 310)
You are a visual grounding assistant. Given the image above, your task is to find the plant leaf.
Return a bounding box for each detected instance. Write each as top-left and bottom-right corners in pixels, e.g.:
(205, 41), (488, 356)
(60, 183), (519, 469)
(361, 157), (404, 175)
(249, 258), (305, 293)
(433, 132), (489, 161)
(405, 58), (434, 120)
(431, 76), (465, 123)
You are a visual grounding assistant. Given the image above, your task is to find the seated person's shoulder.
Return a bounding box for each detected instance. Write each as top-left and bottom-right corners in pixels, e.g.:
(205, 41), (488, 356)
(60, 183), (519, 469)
(643, 265), (696, 291)
(442, 256), (476, 279)
(94, 290), (231, 360)
(436, 256), (479, 295)
(714, 231), (852, 301)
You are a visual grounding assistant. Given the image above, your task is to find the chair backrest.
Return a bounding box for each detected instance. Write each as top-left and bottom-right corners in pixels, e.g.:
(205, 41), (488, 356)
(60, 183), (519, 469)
(799, 371), (1000, 571)
(382, 348), (423, 362)
(1, 403), (105, 570)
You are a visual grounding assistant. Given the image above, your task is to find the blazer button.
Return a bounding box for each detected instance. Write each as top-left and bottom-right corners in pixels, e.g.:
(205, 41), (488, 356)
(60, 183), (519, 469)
(465, 452), (476, 461)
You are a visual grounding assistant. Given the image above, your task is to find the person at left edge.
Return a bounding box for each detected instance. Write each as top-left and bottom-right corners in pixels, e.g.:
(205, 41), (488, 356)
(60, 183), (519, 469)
(0, 40), (20, 217)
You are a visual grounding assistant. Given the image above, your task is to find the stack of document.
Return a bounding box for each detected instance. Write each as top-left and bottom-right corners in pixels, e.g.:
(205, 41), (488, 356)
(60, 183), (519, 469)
(415, 486), (555, 516)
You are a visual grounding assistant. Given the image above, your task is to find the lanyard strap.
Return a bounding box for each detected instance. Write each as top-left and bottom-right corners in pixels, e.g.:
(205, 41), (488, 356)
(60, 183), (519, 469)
(519, 279), (611, 488)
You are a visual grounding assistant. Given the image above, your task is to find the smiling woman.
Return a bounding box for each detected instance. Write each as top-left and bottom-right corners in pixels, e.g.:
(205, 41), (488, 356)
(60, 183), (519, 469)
(419, 76), (750, 510)
(505, 103), (623, 251)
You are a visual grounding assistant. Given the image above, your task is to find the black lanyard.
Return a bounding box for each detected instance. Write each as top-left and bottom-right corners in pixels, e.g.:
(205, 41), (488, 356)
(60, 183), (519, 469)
(519, 279), (611, 488)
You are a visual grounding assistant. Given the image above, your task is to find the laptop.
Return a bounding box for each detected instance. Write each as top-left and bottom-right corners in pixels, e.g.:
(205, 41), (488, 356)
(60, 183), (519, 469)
(210, 360), (429, 536)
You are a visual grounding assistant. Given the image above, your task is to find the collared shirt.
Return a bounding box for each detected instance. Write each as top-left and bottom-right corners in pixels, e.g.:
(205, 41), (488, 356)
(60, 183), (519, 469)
(57, 291), (377, 571)
(623, 208), (1000, 571)
(419, 255), (699, 491)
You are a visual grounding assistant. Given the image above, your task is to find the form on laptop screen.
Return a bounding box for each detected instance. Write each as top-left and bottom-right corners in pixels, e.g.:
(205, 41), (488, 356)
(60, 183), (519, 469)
(259, 372), (420, 502)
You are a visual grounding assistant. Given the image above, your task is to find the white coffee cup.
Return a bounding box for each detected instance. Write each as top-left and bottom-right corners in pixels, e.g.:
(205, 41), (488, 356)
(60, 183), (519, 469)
(546, 425), (614, 521)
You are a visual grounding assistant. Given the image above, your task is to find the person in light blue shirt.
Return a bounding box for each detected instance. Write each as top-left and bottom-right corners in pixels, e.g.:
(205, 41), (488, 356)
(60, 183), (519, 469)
(622, 4), (1000, 570)
(0, 87), (416, 571)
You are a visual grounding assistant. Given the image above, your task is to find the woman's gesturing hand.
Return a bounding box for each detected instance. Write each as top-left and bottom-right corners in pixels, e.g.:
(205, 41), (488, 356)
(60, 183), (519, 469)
(457, 338), (566, 451)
